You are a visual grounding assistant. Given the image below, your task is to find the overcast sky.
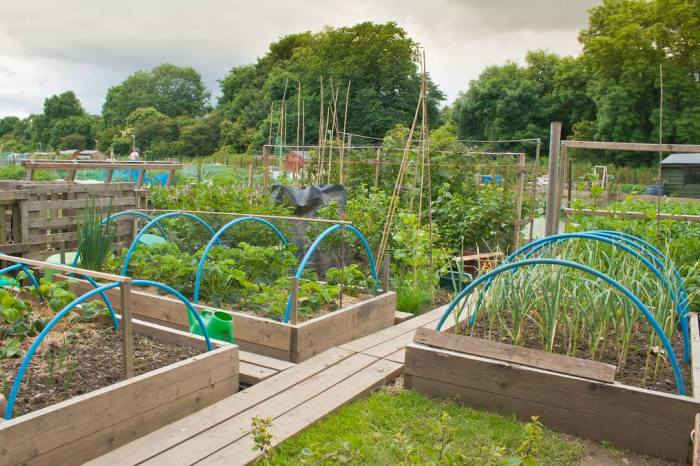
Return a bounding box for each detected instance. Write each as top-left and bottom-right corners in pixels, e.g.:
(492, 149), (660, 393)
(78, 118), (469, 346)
(0, 0), (601, 117)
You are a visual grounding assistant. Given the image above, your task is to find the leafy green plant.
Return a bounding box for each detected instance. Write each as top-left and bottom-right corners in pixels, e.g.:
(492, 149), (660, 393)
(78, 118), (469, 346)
(251, 416), (274, 463)
(77, 198), (117, 271)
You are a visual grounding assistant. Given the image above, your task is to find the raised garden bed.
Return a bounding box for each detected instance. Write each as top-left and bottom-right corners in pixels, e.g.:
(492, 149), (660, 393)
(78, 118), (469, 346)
(65, 275), (396, 362)
(405, 320), (700, 462)
(0, 315), (239, 465)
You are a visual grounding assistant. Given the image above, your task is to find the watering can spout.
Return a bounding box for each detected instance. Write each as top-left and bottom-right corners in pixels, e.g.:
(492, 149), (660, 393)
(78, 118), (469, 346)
(190, 309), (234, 343)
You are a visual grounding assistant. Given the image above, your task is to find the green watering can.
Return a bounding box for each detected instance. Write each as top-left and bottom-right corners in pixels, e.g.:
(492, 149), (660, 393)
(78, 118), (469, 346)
(189, 309), (235, 344)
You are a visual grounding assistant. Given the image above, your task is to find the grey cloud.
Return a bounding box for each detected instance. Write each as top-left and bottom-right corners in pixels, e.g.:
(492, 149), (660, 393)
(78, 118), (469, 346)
(0, 0), (600, 115)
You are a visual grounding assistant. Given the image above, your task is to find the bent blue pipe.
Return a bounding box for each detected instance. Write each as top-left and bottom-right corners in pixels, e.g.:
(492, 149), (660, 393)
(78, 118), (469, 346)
(192, 216), (288, 304)
(477, 232), (690, 362)
(120, 212), (219, 276)
(593, 230), (690, 313)
(435, 258), (687, 395)
(283, 224), (379, 323)
(4, 279), (212, 420)
(0, 263), (39, 289)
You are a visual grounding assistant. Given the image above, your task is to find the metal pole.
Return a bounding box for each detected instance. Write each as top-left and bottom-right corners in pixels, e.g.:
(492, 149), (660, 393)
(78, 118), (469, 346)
(545, 122), (562, 236)
(120, 282), (134, 378)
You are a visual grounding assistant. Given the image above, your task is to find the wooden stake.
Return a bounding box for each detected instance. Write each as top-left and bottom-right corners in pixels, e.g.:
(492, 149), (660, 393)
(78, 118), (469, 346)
(339, 80), (351, 185)
(513, 152), (526, 248)
(296, 82), (301, 151)
(545, 122), (562, 236)
(121, 282), (135, 379)
(290, 277), (299, 325)
(528, 138), (541, 241)
(382, 253), (391, 292)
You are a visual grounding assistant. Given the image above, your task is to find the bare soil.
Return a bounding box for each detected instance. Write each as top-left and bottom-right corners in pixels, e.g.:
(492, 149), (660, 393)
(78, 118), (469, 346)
(465, 313), (690, 394)
(0, 321), (200, 418)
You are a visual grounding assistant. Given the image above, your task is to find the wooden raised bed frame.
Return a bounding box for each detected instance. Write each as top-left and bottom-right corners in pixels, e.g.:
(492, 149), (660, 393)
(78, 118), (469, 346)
(0, 316), (239, 466)
(405, 319), (700, 463)
(65, 276), (397, 363)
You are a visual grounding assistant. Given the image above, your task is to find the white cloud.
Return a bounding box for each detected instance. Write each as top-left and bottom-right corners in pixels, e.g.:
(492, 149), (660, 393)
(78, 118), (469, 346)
(0, 0), (600, 116)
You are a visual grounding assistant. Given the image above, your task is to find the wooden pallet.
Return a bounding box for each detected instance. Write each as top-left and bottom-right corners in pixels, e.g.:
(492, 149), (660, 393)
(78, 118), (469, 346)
(88, 306), (451, 465)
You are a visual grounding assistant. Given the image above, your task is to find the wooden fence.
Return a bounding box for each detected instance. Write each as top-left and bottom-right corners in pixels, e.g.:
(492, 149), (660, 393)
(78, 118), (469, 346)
(0, 181), (147, 259)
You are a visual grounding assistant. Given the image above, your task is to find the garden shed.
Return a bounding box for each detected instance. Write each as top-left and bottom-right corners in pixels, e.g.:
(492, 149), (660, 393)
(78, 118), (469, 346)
(660, 153), (700, 197)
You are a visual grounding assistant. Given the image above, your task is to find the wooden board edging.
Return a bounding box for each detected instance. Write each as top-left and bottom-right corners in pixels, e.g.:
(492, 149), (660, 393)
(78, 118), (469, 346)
(0, 345), (238, 466)
(413, 327), (616, 383)
(405, 342), (699, 462)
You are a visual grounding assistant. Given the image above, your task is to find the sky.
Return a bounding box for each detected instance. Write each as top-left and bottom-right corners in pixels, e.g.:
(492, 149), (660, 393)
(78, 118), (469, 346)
(0, 0), (601, 117)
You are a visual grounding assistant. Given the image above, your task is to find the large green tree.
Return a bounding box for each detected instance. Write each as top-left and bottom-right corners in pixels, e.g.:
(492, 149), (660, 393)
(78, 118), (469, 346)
(102, 64), (211, 127)
(218, 22), (444, 152)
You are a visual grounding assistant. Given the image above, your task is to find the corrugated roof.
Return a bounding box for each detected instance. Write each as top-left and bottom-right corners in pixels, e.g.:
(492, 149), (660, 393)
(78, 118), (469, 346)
(660, 153), (700, 165)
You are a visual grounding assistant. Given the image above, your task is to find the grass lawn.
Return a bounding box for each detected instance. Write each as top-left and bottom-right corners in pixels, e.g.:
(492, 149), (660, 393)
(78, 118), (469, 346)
(257, 388), (585, 465)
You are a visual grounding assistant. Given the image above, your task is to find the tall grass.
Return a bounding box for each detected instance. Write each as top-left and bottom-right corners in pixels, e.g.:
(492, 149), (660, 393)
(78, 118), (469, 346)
(76, 199), (117, 271)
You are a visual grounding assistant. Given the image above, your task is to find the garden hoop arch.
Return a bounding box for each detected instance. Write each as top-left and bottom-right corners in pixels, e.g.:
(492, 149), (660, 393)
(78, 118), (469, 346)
(120, 212), (219, 276)
(3, 278), (213, 420)
(0, 260), (119, 330)
(283, 224), (379, 323)
(507, 232), (689, 362)
(435, 257), (686, 395)
(192, 216), (288, 304)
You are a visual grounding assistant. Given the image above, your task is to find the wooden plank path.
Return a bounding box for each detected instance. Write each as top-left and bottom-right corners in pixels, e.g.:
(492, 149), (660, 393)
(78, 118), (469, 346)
(88, 305), (449, 466)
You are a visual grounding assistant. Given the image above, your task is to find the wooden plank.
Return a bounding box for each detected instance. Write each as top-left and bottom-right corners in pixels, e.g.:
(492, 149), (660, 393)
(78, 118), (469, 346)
(293, 292), (396, 362)
(413, 328), (617, 383)
(25, 197), (136, 211)
(238, 362), (278, 385)
(404, 343), (699, 437)
(561, 139), (700, 153)
(30, 376), (236, 466)
(200, 358), (403, 464)
(408, 374), (690, 462)
(394, 310), (415, 324)
(0, 190), (28, 201)
(143, 352), (379, 465)
(0, 345), (238, 466)
(22, 160), (182, 171)
(87, 348), (354, 465)
(3, 257), (131, 283)
(692, 313), (700, 399)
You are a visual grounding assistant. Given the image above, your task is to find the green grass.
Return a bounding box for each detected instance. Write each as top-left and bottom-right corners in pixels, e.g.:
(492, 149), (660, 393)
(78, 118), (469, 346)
(259, 389), (584, 465)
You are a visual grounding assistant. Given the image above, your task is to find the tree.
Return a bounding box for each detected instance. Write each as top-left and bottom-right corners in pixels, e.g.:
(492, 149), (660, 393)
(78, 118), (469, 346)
(58, 133), (88, 150)
(102, 64), (210, 127)
(43, 91), (85, 122)
(49, 115), (96, 149)
(176, 113), (222, 157)
(217, 22), (444, 151)
(125, 107), (173, 151)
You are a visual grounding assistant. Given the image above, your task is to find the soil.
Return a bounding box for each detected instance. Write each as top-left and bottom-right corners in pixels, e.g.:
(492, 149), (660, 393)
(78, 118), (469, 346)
(464, 312), (691, 394)
(0, 320), (200, 418)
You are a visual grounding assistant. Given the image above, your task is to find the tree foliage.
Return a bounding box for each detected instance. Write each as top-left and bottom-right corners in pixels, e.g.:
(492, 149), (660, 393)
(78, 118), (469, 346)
(452, 0), (700, 164)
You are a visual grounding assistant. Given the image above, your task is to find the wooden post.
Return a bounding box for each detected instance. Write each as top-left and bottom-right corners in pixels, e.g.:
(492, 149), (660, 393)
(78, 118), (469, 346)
(290, 277), (299, 325)
(105, 169), (114, 183)
(567, 157), (573, 204)
(544, 122), (562, 237)
(553, 144), (567, 231)
(135, 169), (146, 188)
(528, 138), (541, 241)
(382, 253), (391, 293)
(513, 153), (526, 248)
(165, 169), (175, 186)
(120, 282), (135, 378)
(374, 147), (382, 188)
(247, 162), (254, 187)
(65, 170), (76, 182)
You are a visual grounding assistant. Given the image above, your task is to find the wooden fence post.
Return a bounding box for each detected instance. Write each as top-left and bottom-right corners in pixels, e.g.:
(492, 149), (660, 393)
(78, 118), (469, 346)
(374, 147), (382, 188)
(120, 282), (134, 378)
(545, 122), (562, 237)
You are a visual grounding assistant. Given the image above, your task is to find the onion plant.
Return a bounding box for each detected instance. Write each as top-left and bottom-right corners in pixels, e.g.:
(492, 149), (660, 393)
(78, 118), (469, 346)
(76, 199), (117, 272)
